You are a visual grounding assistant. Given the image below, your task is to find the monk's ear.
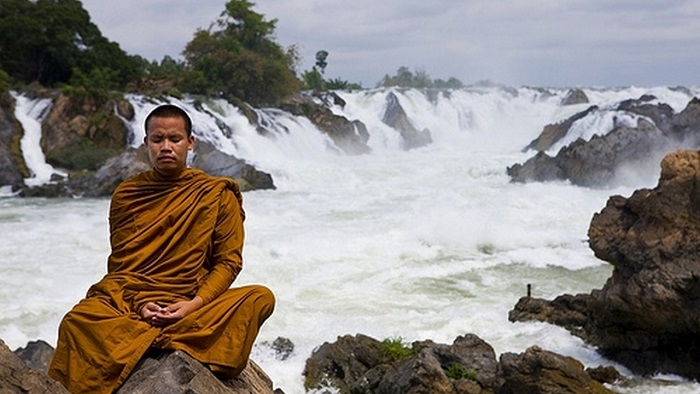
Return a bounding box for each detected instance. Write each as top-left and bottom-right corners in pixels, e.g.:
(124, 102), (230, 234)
(188, 135), (195, 150)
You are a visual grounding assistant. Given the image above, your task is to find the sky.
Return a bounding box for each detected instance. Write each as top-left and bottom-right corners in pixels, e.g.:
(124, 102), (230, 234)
(80, 0), (700, 89)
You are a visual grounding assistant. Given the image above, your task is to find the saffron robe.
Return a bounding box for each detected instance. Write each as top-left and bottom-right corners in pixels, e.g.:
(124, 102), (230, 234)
(48, 168), (275, 393)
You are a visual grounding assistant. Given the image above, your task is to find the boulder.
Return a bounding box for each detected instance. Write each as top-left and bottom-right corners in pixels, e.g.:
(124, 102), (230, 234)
(499, 346), (615, 394)
(511, 149), (700, 379)
(5, 338), (280, 394)
(304, 333), (502, 394)
(382, 91), (432, 150)
(0, 338), (69, 393)
(115, 350), (277, 394)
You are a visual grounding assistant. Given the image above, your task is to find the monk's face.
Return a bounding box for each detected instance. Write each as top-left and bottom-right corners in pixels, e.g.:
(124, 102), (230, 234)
(144, 115), (195, 177)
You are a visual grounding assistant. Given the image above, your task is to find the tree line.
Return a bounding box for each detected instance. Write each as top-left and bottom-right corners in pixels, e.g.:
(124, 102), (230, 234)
(0, 0), (464, 105)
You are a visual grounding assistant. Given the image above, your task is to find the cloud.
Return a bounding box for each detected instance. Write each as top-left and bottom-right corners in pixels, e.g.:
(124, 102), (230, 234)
(81, 0), (700, 88)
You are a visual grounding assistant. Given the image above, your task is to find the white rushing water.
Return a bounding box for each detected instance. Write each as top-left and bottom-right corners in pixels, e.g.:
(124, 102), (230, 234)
(2, 86), (700, 393)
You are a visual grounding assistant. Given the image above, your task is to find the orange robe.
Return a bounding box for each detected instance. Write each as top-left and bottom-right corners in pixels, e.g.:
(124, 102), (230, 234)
(48, 168), (275, 393)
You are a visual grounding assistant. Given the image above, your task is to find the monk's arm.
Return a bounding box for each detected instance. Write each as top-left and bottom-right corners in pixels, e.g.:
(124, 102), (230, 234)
(196, 186), (244, 304)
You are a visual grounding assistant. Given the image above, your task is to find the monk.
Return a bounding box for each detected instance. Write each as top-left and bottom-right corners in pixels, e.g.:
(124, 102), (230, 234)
(48, 104), (275, 393)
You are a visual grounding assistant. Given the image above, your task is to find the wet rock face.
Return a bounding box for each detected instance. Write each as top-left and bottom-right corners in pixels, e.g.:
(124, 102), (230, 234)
(511, 149), (700, 379)
(0, 92), (29, 189)
(508, 95), (700, 187)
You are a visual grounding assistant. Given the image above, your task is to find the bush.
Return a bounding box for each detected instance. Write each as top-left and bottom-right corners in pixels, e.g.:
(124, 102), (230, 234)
(444, 362), (477, 381)
(380, 337), (414, 361)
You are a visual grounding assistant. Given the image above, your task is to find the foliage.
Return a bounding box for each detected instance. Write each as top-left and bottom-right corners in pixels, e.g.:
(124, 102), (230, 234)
(444, 362), (477, 381)
(0, 69), (10, 92)
(380, 337), (414, 361)
(315, 50), (328, 74)
(325, 78), (362, 91)
(301, 50), (362, 91)
(378, 66), (464, 89)
(302, 68), (324, 91)
(181, 0), (300, 106)
(0, 0), (140, 91)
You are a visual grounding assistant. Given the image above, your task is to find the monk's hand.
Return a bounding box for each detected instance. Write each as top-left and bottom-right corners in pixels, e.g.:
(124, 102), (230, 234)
(152, 296), (204, 326)
(140, 302), (166, 325)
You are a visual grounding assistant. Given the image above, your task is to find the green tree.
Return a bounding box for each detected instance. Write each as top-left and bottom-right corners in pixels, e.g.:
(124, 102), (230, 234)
(314, 50), (328, 75)
(181, 0), (300, 105)
(0, 0), (139, 89)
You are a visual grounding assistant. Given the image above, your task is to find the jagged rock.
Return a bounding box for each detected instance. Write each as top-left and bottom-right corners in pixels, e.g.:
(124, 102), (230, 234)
(5, 338), (280, 394)
(509, 95), (700, 187)
(499, 346), (615, 394)
(13, 339), (54, 373)
(509, 149), (700, 380)
(115, 350), (277, 394)
(41, 93), (132, 171)
(279, 92), (371, 155)
(508, 118), (671, 187)
(509, 293), (594, 338)
(0, 338), (69, 393)
(561, 88), (589, 106)
(524, 106), (598, 152)
(304, 333), (503, 394)
(191, 140), (275, 191)
(18, 139), (275, 197)
(585, 149), (700, 377)
(382, 91), (432, 150)
(0, 91), (29, 189)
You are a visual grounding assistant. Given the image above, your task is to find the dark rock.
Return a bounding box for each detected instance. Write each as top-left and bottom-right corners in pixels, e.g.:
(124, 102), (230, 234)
(509, 293), (594, 338)
(191, 141), (275, 191)
(0, 91), (29, 189)
(586, 365), (622, 385)
(382, 91), (433, 150)
(262, 337), (294, 361)
(499, 346), (615, 394)
(304, 333), (502, 394)
(13, 339), (54, 373)
(509, 118), (670, 187)
(524, 106), (598, 152)
(279, 92), (371, 155)
(41, 93), (132, 172)
(115, 350), (276, 394)
(0, 338), (69, 393)
(561, 88), (589, 106)
(584, 149), (700, 378)
(510, 149), (700, 380)
(510, 95), (700, 187)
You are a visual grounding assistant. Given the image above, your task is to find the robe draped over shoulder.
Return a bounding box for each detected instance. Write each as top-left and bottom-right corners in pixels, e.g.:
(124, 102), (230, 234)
(48, 168), (275, 393)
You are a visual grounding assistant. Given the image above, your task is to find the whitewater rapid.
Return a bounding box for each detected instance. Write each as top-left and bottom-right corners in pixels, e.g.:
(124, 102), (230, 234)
(2, 86), (700, 393)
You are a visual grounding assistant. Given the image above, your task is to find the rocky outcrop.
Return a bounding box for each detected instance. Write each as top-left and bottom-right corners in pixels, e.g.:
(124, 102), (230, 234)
(561, 88), (589, 106)
(499, 346), (614, 394)
(0, 91), (29, 188)
(5, 338), (280, 394)
(303, 333), (615, 394)
(383, 91), (432, 150)
(18, 139), (275, 197)
(508, 95), (700, 187)
(510, 149), (700, 379)
(280, 91), (371, 155)
(1, 339), (69, 393)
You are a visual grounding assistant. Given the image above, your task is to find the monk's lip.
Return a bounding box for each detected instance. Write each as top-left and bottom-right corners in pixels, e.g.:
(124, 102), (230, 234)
(157, 156), (176, 162)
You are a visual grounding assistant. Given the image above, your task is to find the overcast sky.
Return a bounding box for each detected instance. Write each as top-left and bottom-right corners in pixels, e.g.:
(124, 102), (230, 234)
(81, 0), (700, 89)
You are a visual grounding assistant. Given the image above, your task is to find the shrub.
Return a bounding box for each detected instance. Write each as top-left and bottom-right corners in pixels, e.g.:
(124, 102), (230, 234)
(380, 337), (414, 361)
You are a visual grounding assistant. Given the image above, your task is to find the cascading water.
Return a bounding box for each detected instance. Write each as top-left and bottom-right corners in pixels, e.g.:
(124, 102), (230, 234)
(2, 86), (700, 393)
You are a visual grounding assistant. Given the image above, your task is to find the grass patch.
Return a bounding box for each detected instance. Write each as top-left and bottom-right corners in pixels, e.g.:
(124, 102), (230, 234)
(444, 362), (477, 381)
(380, 337), (414, 361)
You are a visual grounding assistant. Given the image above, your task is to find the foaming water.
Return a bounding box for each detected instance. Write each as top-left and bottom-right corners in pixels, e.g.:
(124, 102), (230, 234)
(3, 86), (700, 393)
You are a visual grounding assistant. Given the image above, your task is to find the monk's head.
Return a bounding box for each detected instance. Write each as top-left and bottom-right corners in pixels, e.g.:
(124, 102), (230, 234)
(143, 104), (195, 178)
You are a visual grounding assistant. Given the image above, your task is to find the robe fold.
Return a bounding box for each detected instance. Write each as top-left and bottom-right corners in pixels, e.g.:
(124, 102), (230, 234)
(48, 168), (275, 393)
